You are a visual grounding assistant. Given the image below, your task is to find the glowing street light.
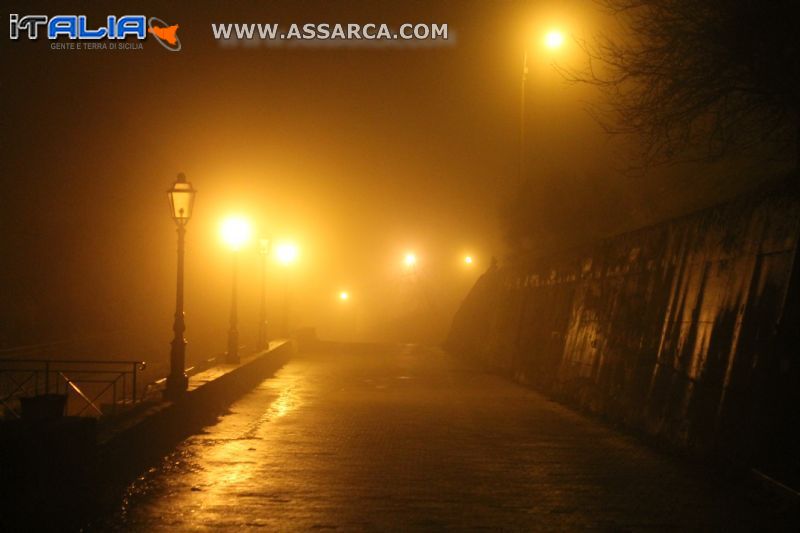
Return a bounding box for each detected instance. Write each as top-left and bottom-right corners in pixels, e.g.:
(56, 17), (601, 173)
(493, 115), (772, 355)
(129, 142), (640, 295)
(339, 291), (350, 301)
(257, 238), (271, 351)
(404, 252), (417, 268)
(165, 172), (195, 400)
(520, 26), (568, 183)
(220, 216), (252, 250)
(221, 215), (252, 363)
(274, 241), (299, 337)
(464, 255), (474, 265)
(544, 29), (565, 50)
(275, 242), (299, 266)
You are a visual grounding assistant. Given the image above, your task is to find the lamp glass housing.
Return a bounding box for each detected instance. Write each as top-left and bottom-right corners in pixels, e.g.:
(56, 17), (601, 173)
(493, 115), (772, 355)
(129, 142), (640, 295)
(168, 173), (196, 225)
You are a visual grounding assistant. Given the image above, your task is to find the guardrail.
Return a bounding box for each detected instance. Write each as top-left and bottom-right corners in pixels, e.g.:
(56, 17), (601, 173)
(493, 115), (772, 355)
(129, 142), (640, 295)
(0, 358), (146, 419)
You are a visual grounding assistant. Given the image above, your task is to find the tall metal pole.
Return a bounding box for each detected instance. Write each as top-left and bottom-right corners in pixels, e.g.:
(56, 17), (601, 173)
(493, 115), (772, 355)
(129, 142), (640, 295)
(165, 225), (188, 399)
(519, 49), (528, 185)
(257, 249), (268, 350)
(226, 252), (240, 363)
(282, 270), (290, 338)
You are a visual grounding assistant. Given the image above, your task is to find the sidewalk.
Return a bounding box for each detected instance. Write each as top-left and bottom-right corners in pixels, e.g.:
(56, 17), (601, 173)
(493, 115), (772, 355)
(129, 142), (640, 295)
(102, 345), (798, 531)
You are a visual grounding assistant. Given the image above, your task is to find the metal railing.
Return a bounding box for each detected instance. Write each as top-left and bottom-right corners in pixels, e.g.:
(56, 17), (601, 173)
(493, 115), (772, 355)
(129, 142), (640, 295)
(0, 358), (146, 419)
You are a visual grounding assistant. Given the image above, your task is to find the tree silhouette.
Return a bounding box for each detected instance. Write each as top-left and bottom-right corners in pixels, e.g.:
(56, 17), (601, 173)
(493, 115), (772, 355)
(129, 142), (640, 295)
(568, 0), (800, 167)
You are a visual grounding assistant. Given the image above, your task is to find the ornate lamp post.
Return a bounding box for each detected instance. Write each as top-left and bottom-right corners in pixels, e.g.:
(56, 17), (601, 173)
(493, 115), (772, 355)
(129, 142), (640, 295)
(257, 238), (271, 351)
(221, 216), (252, 363)
(275, 242), (299, 337)
(165, 172), (196, 400)
(227, 251), (240, 363)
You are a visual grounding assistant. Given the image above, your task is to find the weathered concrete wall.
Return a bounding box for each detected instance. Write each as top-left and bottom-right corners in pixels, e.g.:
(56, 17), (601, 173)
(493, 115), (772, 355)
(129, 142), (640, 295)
(447, 182), (800, 470)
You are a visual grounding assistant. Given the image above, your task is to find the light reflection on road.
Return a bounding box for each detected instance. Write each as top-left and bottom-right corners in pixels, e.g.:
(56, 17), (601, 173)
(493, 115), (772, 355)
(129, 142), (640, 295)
(197, 384), (299, 502)
(112, 359), (307, 529)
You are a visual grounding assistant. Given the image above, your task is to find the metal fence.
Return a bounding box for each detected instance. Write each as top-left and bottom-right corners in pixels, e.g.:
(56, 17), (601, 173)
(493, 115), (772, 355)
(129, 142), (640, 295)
(0, 358), (146, 419)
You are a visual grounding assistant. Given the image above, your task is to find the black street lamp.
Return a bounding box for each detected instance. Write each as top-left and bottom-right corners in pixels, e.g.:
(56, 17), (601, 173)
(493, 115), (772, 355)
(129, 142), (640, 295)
(165, 172), (196, 400)
(221, 216), (252, 363)
(257, 238), (271, 351)
(226, 251), (240, 363)
(274, 242), (299, 337)
(519, 28), (567, 184)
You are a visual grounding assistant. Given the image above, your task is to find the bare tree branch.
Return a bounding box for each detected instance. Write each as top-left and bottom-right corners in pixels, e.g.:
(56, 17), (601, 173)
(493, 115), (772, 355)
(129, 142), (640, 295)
(561, 0), (800, 168)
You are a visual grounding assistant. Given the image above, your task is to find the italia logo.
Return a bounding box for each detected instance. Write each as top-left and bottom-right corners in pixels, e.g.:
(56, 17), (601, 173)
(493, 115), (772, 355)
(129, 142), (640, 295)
(8, 14), (181, 51)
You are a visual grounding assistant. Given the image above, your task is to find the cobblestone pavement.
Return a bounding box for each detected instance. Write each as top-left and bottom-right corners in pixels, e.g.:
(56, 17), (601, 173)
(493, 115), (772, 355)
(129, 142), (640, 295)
(105, 345), (797, 531)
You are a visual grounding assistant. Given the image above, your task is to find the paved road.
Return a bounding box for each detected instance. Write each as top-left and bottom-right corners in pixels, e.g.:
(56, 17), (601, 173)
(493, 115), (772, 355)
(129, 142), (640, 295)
(104, 345), (794, 531)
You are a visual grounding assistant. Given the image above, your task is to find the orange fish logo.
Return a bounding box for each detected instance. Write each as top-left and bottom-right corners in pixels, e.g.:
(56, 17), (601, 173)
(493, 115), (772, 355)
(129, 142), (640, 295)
(147, 17), (181, 51)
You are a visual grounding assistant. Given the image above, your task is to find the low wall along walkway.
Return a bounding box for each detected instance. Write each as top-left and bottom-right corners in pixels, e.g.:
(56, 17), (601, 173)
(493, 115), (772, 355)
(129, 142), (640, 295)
(0, 340), (295, 530)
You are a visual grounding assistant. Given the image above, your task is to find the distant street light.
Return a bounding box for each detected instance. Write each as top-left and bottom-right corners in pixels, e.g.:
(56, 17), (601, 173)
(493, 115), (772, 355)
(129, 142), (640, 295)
(520, 27), (567, 183)
(275, 242), (299, 265)
(544, 29), (565, 49)
(257, 238), (271, 351)
(464, 255), (474, 265)
(274, 241), (299, 337)
(404, 252), (417, 269)
(221, 217), (252, 251)
(221, 216), (252, 363)
(338, 290), (357, 340)
(165, 172), (196, 400)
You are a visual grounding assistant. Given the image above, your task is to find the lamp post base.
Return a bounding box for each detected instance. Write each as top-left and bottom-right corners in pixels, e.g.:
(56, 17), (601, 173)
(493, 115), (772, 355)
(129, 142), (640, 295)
(225, 337), (240, 362)
(257, 322), (269, 352)
(164, 373), (188, 401)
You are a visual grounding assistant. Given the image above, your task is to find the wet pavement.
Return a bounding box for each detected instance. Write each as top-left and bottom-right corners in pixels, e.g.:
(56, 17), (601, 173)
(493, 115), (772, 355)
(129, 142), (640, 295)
(102, 345), (796, 531)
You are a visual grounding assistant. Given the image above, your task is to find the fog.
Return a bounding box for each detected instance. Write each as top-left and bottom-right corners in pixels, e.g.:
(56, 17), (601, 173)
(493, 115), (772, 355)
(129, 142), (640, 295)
(1, 0), (789, 370)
